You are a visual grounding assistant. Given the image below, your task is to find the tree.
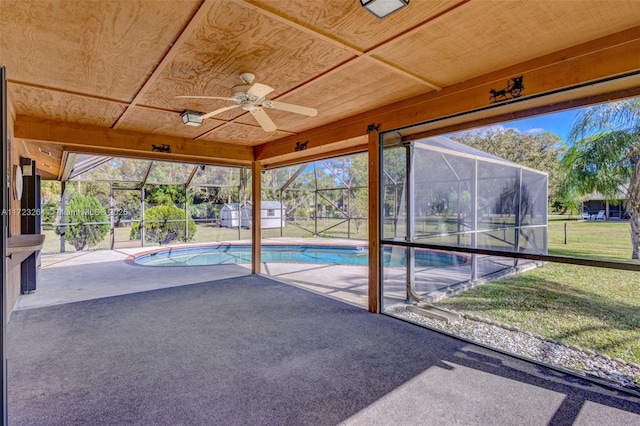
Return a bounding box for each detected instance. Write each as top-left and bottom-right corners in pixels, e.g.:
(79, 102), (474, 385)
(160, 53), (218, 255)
(59, 194), (109, 250)
(562, 98), (640, 259)
(451, 128), (566, 203)
(130, 205), (196, 245)
(145, 184), (185, 206)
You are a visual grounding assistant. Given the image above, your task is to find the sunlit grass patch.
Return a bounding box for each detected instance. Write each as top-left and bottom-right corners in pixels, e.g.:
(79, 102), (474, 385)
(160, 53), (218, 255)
(435, 262), (640, 365)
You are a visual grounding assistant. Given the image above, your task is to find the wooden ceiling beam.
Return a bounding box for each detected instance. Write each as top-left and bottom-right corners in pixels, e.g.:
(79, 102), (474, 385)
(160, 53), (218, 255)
(261, 137), (368, 169)
(236, 0), (443, 91)
(111, 0), (215, 129)
(401, 85), (640, 142)
(235, 0), (363, 56)
(193, 0), (455, 141)
(256, 27), (640, 163)
(14, 115), (254, 167)
(364, 0), (471, 53)
(361, 56), (440, 89)
(7, 81), (130, 105)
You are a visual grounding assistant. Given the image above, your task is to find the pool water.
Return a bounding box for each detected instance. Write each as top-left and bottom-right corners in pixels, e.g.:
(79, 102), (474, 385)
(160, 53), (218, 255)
(134, 245), (468, 268)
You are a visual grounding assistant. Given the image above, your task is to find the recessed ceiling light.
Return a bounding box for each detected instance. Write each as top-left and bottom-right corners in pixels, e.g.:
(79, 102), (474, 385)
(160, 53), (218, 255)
(360, 0), (409, 19)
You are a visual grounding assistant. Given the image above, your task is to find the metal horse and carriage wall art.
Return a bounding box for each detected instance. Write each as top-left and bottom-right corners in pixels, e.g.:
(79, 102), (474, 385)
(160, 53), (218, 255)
(489, 76), (524, 104)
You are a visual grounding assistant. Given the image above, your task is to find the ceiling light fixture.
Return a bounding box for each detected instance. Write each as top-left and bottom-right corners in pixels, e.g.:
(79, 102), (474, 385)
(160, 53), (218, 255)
(180, 109), (204, 127)
(360, 0), (409, 19)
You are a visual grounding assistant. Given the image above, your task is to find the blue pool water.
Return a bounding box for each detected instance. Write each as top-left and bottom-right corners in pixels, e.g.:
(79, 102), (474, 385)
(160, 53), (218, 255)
(133, 245), (468, 267)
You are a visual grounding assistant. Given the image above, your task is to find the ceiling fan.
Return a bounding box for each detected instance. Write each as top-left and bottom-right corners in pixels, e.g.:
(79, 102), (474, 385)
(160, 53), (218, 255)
(177, 72), (317, 132)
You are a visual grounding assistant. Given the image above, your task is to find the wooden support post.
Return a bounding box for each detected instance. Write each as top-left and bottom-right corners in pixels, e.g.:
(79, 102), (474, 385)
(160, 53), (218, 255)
(251, 161), (262, 275)
(367, 125), (381, 313)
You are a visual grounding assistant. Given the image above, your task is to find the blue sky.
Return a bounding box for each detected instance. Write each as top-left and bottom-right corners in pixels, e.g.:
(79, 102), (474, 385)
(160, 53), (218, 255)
(491, 108), (584, 142)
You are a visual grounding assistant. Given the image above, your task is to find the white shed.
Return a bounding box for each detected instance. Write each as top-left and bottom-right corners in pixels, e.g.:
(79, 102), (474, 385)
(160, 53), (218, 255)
(241, 201), (286, 229)
(220, 203), (241, 228)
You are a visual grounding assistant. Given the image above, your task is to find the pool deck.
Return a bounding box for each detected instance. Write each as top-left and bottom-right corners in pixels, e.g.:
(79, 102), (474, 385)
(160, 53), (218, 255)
(15, 238), (371, 311)
(17, 238), (508, 312)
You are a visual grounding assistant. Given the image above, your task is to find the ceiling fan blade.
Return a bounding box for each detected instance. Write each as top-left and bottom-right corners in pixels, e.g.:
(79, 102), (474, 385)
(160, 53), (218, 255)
(250, 107), (277, 132)
(247, 83), (274, 98)
(175, 96), (237, 102)
(200, 104), (240, 120)
(262, 100), (317, 117)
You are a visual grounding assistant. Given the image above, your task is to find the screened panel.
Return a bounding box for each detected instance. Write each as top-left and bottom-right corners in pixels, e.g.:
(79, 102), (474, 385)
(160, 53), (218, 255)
(72, 158), (150, 182)
(381, 244), (474, 307)
(477, 161), (520, 231)
(381, 135), (548, 307)
(520, 169), (548, 227)
(146, 162), (195, 185)
(518, 227), (547, 254)
(191, 165), (242, 187)
(382, 147), (406, 240)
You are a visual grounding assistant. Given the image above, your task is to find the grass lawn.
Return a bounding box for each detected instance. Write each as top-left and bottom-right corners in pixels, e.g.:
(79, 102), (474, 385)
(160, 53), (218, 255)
(436, 218), (640, 368)
(435, 262), (640, 366)
(547, 217), (635, 261)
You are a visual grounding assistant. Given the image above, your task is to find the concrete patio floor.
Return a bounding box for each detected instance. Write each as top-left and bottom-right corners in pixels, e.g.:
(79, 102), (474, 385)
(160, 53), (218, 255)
(8, 243), (640, 424)
(8, 272), (640, 425)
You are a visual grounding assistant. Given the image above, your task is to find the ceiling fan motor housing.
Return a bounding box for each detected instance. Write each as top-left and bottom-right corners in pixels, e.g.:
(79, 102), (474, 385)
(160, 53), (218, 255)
(240, 101), (256, 111)
(231, 85), (259, 102)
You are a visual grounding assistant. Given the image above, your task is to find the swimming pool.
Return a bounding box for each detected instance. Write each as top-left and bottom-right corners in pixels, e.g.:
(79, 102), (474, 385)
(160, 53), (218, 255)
(132, 244), (469, 268)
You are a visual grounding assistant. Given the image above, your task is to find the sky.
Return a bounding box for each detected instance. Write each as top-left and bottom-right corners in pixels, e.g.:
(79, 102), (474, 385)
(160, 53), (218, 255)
(472, 108), (586, 143)
(500, 108), (583, 141)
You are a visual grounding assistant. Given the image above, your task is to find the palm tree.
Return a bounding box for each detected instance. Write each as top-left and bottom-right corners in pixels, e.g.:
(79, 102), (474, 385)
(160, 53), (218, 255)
(562, 98), (640, 258)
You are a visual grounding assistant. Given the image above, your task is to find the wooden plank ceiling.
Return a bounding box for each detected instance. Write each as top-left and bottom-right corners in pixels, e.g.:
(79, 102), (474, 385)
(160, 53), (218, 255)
(1, 0), (639, 178)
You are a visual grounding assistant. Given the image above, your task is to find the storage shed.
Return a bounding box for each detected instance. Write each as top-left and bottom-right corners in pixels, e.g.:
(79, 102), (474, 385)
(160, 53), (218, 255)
(220, 203), (241, 228)
(241, 201), (286, 229)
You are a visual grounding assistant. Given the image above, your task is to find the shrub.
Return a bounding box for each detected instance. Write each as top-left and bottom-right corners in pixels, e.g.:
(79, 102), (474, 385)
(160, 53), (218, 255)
(130, 205), (196, 244)
(188, 203), (212, 220)
(41, 201), (59, 227)
(59, 194), (109, 250)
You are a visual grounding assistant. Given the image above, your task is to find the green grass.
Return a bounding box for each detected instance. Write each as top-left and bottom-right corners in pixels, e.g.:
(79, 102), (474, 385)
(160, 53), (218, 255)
(434, 218), (640, 369)
(547, 218), (634, 261)
(435, 262), (640, 367)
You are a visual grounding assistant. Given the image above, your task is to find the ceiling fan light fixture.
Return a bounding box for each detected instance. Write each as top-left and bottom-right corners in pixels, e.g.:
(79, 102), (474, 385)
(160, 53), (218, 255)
(177, 73), (316, 132)
(360, 0), (409, 19)
(180, 109), (204, 126)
